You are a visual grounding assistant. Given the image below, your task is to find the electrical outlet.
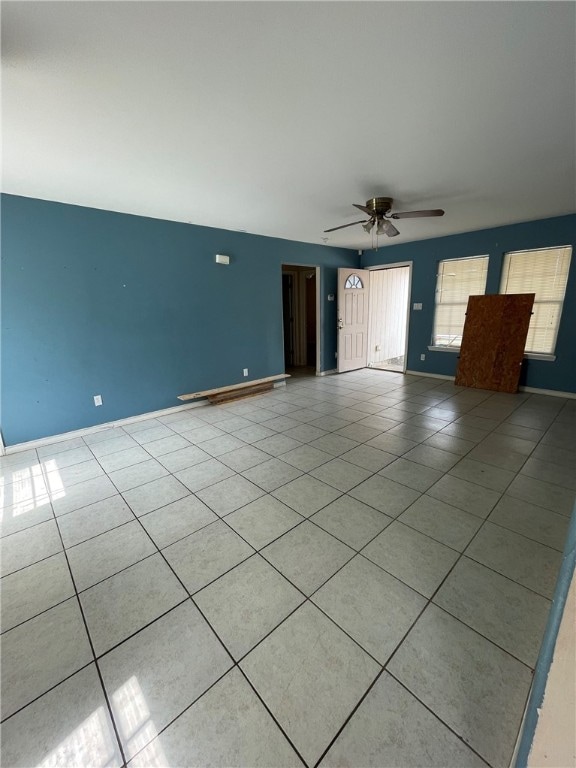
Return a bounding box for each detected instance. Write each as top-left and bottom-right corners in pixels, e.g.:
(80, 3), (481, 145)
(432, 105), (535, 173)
(375, 344), (381, 351)
(420, 354), (426, 361)
(413, 303), (423, 310)
(243, 368), (249, 377)
(94, 395), (103, 406)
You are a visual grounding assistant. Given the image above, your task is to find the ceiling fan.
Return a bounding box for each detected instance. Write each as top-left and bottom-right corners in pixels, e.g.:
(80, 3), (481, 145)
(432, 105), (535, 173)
(324, 197), (445, 238)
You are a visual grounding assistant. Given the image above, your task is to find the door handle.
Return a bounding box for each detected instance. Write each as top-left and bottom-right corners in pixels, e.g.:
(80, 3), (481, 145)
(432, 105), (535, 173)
(337, 317), (344, 330)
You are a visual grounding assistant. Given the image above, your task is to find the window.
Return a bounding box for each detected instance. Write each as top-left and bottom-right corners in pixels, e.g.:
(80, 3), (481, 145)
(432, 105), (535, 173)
(500, 246), (572, 355)
(432, 256), (489, 348)
(344, 274), (364, 289)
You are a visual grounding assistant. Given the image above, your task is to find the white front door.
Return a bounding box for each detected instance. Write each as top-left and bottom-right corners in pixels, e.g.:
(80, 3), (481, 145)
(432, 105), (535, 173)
(337, 268), (371, 372)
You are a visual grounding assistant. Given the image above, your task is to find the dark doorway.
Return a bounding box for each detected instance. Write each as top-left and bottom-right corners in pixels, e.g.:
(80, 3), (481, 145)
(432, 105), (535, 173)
(281, 265), (318, 374)
(282, 273), (295, 368)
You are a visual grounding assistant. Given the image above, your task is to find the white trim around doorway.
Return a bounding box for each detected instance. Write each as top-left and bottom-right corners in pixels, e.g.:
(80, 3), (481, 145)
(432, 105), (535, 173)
(365, 260), (413, 374)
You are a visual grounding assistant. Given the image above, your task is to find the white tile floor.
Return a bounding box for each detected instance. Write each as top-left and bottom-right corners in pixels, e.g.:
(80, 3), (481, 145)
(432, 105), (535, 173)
(1, 369), (575, 768)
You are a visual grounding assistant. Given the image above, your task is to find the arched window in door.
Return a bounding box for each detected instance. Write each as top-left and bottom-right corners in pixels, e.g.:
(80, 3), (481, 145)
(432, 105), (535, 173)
(344, 274), (364, 289)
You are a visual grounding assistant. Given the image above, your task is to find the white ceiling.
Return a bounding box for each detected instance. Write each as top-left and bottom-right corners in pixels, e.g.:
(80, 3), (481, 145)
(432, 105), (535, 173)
(2, 1), (575, 250)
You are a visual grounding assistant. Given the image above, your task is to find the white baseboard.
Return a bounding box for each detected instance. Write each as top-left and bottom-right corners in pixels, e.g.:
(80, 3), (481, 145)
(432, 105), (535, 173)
(2, 380), (291, 457)
(405, 370), (454, 381)
(4, 373), (574, 457)
(406, 370), (576, 399)
(2, 400), (207, 456)
(519, 386), (576, 399)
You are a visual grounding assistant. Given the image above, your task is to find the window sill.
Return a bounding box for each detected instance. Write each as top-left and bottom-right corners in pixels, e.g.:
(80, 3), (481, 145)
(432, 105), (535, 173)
(427, 346), (459, 353)
(427, 346), (556, 362)
(524, 352), (557, 361)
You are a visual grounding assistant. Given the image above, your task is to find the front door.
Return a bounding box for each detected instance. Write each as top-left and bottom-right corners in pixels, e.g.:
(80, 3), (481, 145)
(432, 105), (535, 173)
(337, 268), (370, 372)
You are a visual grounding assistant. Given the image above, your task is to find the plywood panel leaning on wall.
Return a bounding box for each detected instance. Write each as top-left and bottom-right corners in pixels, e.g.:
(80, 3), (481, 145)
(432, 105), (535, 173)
(455, 294), (535, 393)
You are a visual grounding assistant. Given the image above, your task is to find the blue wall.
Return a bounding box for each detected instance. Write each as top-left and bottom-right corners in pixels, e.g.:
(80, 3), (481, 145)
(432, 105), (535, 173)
(361, 215), (576, 393)
(3, 196), (574, 446)
(1, 194), (357, 445)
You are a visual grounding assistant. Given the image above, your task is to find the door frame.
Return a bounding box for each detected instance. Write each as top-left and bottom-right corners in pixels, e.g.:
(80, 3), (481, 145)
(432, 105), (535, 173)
(281, 264), (321, 375)
(365, 260), (413, 373)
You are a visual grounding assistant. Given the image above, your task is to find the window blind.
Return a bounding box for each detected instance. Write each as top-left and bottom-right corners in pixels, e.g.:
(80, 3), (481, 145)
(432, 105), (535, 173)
(500, 246), (572, 354)
(432, 256), (489, 347)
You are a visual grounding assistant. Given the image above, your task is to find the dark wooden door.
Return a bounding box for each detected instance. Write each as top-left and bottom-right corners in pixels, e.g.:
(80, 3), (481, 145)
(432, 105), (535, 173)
(455, 294), (535, 393)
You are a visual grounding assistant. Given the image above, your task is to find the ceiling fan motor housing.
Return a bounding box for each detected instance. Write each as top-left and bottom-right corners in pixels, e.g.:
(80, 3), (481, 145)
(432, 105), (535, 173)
(366, 197), (393, 216)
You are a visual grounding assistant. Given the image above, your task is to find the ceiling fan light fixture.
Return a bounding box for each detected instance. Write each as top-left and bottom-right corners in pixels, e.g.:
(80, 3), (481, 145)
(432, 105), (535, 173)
(323, 198), (445, 237)
(382, 219), (400, 237)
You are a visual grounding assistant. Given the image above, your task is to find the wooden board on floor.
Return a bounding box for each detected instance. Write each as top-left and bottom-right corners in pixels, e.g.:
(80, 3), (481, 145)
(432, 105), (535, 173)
(208, 382), (275, 404)
(455, 294), (535, 393)
(177, 373), (289, 402)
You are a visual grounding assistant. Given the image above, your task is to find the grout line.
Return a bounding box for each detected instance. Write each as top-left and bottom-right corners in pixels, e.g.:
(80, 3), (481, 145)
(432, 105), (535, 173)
(234, 666), (309, 768)
(2, 373), (574, 767)
(72, 550), (158, 595)
(425, 599), (542, 671)
(312, 476), (539, 768)
(92, 596), (191, 662)
(81, 445), (310, 766)
(0, 544), (65, 579)
(0, 590), (77, 637)
(124, 534), (307, 762)
(485, 511), (568, 553)
(0, 421), (564, 555)
(0, 660), (96, 726)
(459, 548), (556, 601)
(384, 672), (494, 767)
(2, 469), (555, 631)
(3, 390), (570, 592)
(23, 457), (130, 766)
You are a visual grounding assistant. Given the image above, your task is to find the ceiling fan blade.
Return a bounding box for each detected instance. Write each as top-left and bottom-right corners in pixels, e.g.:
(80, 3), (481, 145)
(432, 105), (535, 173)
(324, 219), (368, 233)
(378, 219), (400, 237)
(353, 203), (377, 216)
(391, 209), (445, 219)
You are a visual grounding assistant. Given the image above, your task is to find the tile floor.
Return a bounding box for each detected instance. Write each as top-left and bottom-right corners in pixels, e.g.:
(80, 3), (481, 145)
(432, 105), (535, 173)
(1, 369), (575, 768)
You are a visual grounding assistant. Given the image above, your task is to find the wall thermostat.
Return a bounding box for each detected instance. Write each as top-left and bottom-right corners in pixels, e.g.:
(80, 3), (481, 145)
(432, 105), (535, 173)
(215, 254), (230, 265)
